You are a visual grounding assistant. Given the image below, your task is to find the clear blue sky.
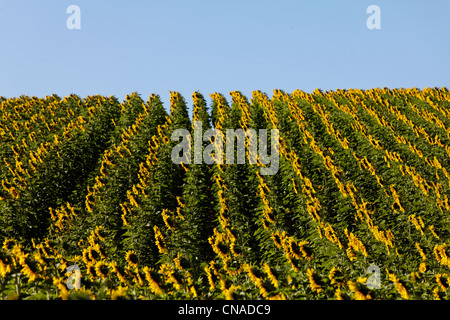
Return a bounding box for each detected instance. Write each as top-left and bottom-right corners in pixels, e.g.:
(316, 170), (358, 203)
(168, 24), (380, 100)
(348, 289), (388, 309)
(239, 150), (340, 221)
(0, 0), (449, 110)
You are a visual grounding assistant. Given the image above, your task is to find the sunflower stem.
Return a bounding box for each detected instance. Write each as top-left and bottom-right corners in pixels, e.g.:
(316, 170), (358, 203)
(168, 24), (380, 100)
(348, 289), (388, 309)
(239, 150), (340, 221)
(15, 273), (21, 297)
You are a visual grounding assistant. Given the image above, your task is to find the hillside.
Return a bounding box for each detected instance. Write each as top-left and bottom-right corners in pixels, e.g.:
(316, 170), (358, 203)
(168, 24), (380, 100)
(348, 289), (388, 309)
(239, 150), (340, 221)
(1, 87), (450, 299)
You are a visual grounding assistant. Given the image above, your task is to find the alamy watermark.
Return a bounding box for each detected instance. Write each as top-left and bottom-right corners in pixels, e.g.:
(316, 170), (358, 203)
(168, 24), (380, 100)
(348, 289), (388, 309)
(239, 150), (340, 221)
(171, 121), (280, 175)
(366, 5), (381, 30)
(366, 264), (381, 289)
(64, 5), (380, 32)
(66, 5), (81, 30)
(66, 264), (81, 289)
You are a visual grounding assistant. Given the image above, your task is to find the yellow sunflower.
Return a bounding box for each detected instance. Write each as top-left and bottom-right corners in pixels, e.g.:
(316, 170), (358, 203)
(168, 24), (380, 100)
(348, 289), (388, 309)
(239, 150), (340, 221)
(94, 226), (106, 242)
(21, 257), (39, 283)
(0, 255), (12, 277)
(111, 286), (129, 300)
(111, 261), (128, 283)
(86, 263), (97, 279)
(2, 239), (16, 252)
(143, 266), (163, 295)
(88, 245), (102, 262)
(95, 261), (110, 279)
(82, 248), (92, 265)
(125, 250), (139, 268)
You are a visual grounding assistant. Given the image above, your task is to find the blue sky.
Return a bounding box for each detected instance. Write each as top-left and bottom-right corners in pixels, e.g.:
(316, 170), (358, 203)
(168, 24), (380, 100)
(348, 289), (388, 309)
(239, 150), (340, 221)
(0, 0), (449, 110)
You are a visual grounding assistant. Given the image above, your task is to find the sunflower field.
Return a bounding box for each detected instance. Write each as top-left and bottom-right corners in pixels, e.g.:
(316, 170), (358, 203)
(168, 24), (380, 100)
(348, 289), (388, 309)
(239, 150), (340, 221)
(1, 87), (450, 300)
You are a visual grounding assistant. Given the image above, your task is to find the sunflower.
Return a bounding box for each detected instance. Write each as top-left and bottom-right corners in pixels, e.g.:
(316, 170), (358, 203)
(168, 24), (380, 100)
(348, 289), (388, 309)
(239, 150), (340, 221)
(306, 268), (322, 293)
(94, 226), (106, 242)
(111, 262), (128, 283)
(95, 261), (110, 279)
(86, 263), (97, 279)
(329, 267), (346, 287)
(111, 286), (129, 300)
(0, 255), (12, 277)
(53, 276), (70, 300)
(204, 264), (217, 291)
(2, 239), (16, 252)
(38, 243), (51, 259)
(262, 263), (278, 288)
(33, 251), (46, 266)
(287, 239), (303, 259)
(88, 245), (101, 262)
(270, 232), (283, 250)
(57, 256), (68, 273)
(165, 269), (182, 291)
(132, 268), (144, 287)
(143, 266), (163, 295)
(82, 248), (92, 265)
(11, 246), (28, 268)
(21, 257), (39, 283)
(125, 250), (139, 268)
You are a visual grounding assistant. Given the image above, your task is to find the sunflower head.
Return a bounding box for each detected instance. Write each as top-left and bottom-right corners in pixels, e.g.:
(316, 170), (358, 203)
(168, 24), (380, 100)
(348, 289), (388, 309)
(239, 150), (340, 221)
(111, 286), (130, 300)
(82, 248), (92, 265)
(94, 226), (106, 242)
(33, 252), (46, 265)
(111, 262), (128, 283)
(329, 267), (346, 286)
(38, 244), (51, 258)
(125, 251), (139, 268)
(129, 268), (144, 287)
(86, 263), (97, 279)
(88, 246), (101, 262)
(21, 257), (39, 283)
(271, 232), (283, 249)
(289, 240), (302, 256)
(0, 252), (13, 266)
(3, 239), (16, 252)
(95, 261), (110, 279)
